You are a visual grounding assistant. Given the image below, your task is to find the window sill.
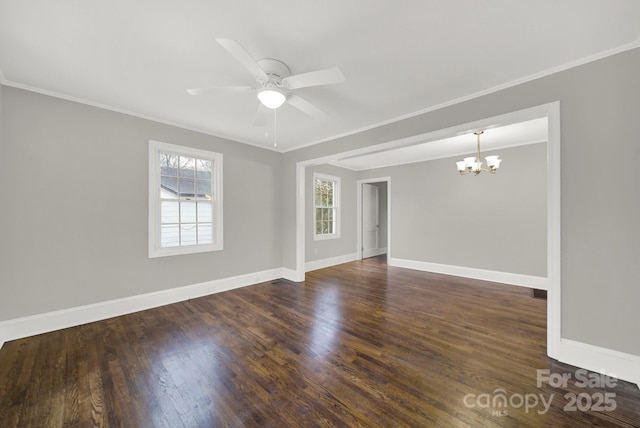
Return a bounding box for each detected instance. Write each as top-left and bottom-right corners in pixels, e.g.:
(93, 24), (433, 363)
(313, 233), (341, 241)
(148, 243), (223, 258)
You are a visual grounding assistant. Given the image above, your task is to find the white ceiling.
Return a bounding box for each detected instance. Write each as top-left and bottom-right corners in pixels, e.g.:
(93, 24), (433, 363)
(332, 117), (548, 171)
(1, 1), (639, 152)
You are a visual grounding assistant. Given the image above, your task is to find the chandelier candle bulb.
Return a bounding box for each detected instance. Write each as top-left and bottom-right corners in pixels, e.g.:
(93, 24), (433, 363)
(485, 155), (502, 171)
(485, 155), (499, 165)
(464, 157), (476, 171)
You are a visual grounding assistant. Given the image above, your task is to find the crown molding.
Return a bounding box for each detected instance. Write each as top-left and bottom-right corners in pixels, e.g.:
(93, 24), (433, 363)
(282, 40), (640, 153)
(2, 41), (638, 154)
(0, 79), (283, 153)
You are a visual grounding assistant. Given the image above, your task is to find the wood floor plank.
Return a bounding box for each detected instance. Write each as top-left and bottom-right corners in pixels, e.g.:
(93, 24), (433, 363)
(1, 256), (639, 427)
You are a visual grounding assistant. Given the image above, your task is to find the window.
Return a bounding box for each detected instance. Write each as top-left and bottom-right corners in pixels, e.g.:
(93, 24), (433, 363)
(313, 173), (340, 240)
(149, 140), (223, 257)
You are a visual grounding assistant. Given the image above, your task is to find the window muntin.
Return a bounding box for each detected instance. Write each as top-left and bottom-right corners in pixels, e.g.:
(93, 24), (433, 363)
(149, 141), (223, 257)
(313, 173), (340, 240)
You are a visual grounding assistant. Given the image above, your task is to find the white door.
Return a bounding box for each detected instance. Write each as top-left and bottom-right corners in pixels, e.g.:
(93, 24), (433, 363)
(362, 183), (379, 259)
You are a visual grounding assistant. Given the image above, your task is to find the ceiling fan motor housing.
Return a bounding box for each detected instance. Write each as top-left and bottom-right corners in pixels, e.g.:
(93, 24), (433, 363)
(257, 58), (291, 85)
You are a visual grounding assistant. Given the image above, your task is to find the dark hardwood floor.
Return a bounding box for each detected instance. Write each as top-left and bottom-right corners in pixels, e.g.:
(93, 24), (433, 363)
(1, 256), (639, 427)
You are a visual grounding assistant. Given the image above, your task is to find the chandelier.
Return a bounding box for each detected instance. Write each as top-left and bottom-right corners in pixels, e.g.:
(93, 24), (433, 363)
(456, 131), (502, 175)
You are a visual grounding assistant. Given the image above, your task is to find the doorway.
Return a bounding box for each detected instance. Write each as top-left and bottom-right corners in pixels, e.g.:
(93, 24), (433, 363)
(357, 177), (390, 261)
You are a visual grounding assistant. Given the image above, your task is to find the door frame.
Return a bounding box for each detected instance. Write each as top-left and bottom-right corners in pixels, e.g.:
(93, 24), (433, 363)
(356, 177), (391, 260)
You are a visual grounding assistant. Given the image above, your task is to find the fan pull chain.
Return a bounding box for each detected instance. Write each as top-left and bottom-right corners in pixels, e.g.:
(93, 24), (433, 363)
(273, 108), (278, 148)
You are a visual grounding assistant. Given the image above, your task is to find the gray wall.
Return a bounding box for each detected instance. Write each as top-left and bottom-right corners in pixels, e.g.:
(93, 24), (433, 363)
(0, 84), (3, 167)
(282, 48), (640, 356)
(0, 86), (283, 321)
(358, 143), (547, 276)
(305, 164), (357, 262)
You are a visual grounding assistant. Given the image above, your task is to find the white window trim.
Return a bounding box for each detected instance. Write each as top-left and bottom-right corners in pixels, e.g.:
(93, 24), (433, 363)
(313, 173), (341, 241)
(148, 140), (223, 258)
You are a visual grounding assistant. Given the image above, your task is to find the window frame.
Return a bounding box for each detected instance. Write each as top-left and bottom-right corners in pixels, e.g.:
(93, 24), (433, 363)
(148, 140), (223, 258)
(313, 173), (341, 241)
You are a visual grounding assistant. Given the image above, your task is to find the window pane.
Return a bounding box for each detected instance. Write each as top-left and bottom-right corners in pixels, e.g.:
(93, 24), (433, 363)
(321, 187), (328, 207)
(327, 208), (333, 221)
(161, 225), (180, 247)
(179, 178), (195, 198)
(196, 159), (211, 179)
(181, 224), (197, 245)
(322, 221), (329, 234)
(197, 203), (212, 222)
(160, 154), (178, 174)
(317, 180), (324, 206)
(161, 201), (179, 223)
(179, 156), (195, 178)
(327, 221), (334, 234)
(316, 221), (322, 234)
(314, 180), (321, 206)
(327, 182), (334, 207)
(180, 201), (197, 223)
(160, 176), (178, 198)
(198, 223), (213, 244)
(196, 180), (211, 199)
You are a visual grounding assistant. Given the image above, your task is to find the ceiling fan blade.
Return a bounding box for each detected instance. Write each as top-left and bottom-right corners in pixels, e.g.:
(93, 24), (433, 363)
(282, 67), (345, 90)
(253, 103), (270, 127)
(216, 38), (268, 82)
(287, 95), (330, 122)
(187, 86), (253, 96)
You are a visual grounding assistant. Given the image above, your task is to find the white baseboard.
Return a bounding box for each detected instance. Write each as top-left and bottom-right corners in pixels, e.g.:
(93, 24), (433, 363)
(363, 247), (387, 259)
(0, 267), (285, 346)
(305, 252), (359, 272)
(557, 338), (640, 388)
(388, 257), (548, 290)
(281, 267), (303, 282)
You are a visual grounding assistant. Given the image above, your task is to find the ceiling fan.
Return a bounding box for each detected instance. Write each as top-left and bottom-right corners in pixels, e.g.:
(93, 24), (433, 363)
(187, 38), (345, 126)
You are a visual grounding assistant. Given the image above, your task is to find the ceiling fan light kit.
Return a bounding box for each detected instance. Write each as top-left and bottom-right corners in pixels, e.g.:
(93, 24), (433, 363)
(456, 131), (503, 175)
(257, 87), (286, 109)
